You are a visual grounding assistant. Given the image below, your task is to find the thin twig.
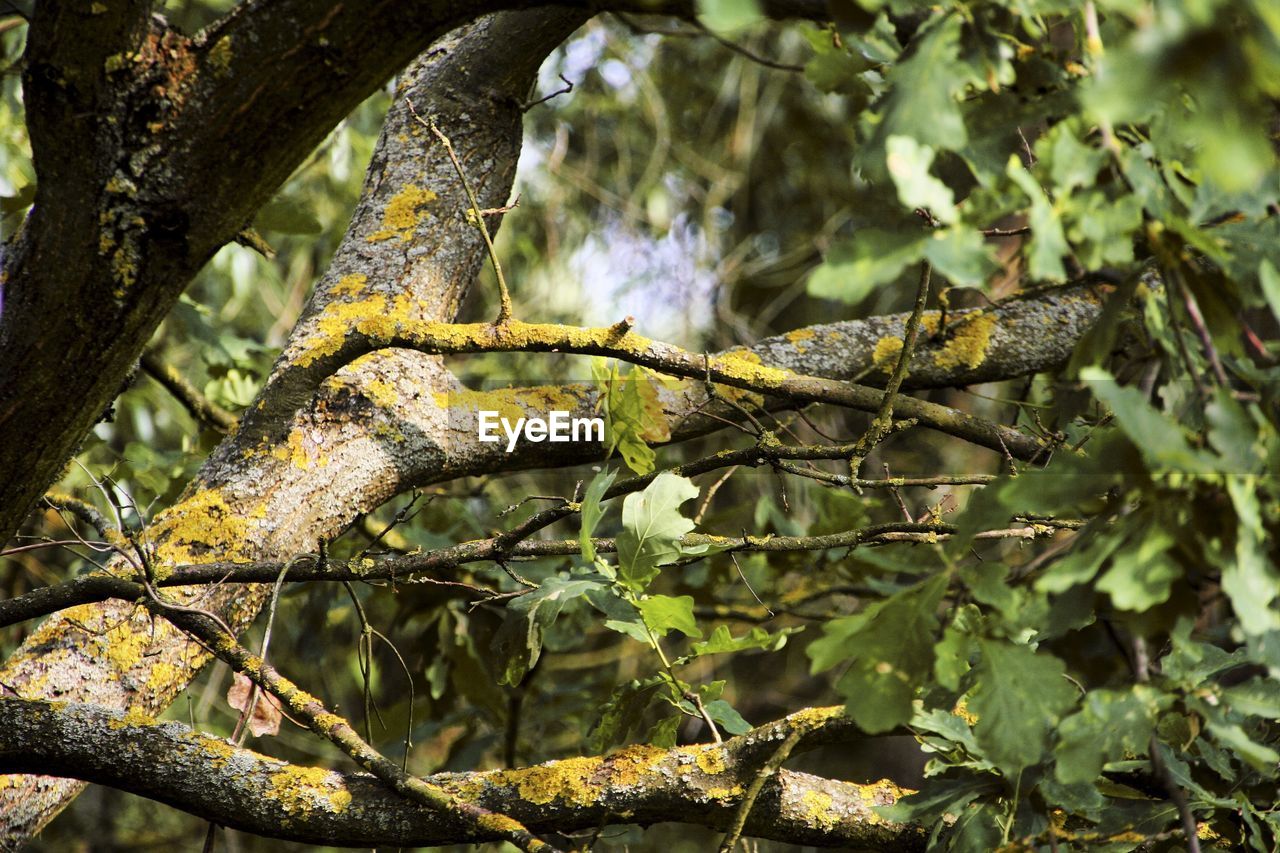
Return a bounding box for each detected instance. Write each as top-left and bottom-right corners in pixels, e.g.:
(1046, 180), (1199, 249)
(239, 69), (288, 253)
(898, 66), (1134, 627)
(140, 350), (238, 433)
(407, 100), (514, 323)
(848, 262), (932, 474)
(717, 726), (804, 852)
(1131, 635), (1201, 853)
(159, 608), (562, 853)
(691, 20), (805, 72)
(522, 74), (574, 111)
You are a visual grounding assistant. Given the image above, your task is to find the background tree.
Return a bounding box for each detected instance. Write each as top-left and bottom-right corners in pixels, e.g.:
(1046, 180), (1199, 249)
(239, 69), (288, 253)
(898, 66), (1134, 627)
(0, 0), (1277, 850)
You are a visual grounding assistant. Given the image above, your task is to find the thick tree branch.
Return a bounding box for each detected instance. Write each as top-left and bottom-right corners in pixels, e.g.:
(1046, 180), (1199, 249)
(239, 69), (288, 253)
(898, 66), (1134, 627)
(0, 699), (922, 849)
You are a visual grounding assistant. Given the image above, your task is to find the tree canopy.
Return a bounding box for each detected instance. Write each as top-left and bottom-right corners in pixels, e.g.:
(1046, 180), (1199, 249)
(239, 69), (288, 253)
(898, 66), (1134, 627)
(0, 0), (1278, 850)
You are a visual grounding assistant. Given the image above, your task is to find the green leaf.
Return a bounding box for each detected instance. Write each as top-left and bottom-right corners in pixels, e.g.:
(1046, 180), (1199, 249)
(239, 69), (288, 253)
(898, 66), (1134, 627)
(493, 576), (604, 685)
(1043, 120), (1107, 192)
(579, 468), (617, 562)
(703, 699), (752, 735)
(1260, 259), (1280, 323)
(1224, 679), (1280, 720)
(254, 199), (323, 235)
(1081, 367), (1218, 474)
(616, 472), (700, 591)
(636, 594), (702, 639)
(802, 26), (873, 97)
(1096, 527), (1180, 611)
(686, 624), (797, 660)
(809, 573), (948, 732)
(1222, 476), (1280, 636)
(595, 362), (666, 475)
(970, 639), (1077, 776)
(1067, 190), (1143, 268)
(1007, 156), (1069, 281)
(886, 135), (957, 224)
(1206, 719), (1280, 773)
(807, 230), (927, 303)
(696, 0), (762, 32)
(867, 15), (971, 153)
(1054, 687), (1159, 785)
(1035, 522), (1122, 593)
(1162, 620), (1247, 684)
(646, 714), (682, 748)
(590, 676), (665, 752)
(922, 227), (996, 287)
(875, 776), (999, 824)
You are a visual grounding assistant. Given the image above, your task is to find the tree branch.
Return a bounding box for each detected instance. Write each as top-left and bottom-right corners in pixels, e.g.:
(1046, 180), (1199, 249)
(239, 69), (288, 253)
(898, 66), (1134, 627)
(0, 699), (923, 849)
(244, 315), (1048, 460)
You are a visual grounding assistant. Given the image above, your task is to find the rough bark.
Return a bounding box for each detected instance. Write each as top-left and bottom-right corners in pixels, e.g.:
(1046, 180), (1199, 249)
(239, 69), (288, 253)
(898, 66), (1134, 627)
(0, 699), (921, 849)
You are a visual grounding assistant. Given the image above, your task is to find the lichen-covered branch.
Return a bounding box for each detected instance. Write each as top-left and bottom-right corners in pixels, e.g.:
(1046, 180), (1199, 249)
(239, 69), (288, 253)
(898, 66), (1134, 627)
(243, 315), (1047, 459)
(0, 699), (922, 849)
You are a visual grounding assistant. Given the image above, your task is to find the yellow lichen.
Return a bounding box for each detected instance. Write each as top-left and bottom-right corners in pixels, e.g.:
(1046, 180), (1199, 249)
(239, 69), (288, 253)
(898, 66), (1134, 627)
(785, 327), (816, 353)
(953, 697), (978, 726)
(298, 291), (421, 367)
(799, 789), (840, 830)
(872, 336), (904, 370)
(271, 427), (328, 470)
(711, 348), (792, 387)
(364, 378), (399, 407)
(145, 661), (182, 692)
(433, 385), (586, 423)
(367, 184), (438, 242)
(694, 745), (728, 775)
(111, 243), (139, 294)
(104, 52), (133, 73)
(706, 784), (745, 801)
(145, 487), (256, 570)
(265, 766), (352, 816)
(195, 733), (239, 767)
(932, 312), (997, 371)
(207, 35), (233, 77)
(498, 756), (603, 806)
(101, 612), (151, 672)
(109, 707), (156, 729)
(871, 315), (940, 374)
(332, 273), (368, 297)
(476, 813), (524, 834)
(607, 744), (667, 787)
(855, 780), (911, 825)
(104, 175), (138, 196)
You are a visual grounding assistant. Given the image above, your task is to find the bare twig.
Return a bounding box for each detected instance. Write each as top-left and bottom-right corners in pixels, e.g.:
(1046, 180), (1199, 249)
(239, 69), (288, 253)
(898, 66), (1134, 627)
(406, 100), (514, 323)
(140, 350), (238, 433)
(159, 607), (562, 853)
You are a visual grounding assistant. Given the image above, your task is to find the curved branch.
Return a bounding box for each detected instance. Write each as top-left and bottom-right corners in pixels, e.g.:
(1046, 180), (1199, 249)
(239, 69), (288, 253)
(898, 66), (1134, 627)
(0, 699), (922, 849)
